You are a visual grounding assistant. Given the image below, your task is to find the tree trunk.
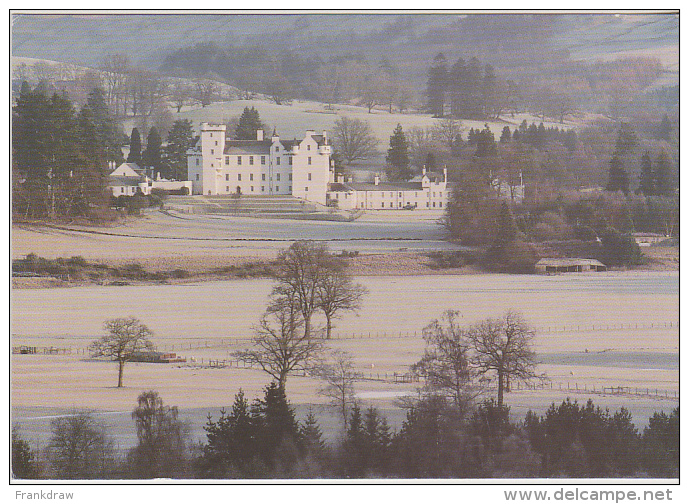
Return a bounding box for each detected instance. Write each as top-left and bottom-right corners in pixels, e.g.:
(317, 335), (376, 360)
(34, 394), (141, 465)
(325, 314), (332, 339)
(117, 360), (124, 388)
(278, 369), (288, 391)
(497, 371), (504, 408)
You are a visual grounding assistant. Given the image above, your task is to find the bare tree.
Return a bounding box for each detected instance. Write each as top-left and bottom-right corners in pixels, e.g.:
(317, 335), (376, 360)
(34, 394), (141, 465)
(271, 240), (340, 339)
(317, 350), (362, 431)
(47, 411), (114, 479)
(316, 268), (367, 339)
(233, 298), (323, 390)
(467, 311), (540, 408)
(331, 117), (379, 164)
(195, 79), (219, 108)
(89, 316), (154, 388)
(170, 80), (193, 113)
(130, 391), (190, 479)
(432, 117), (463, 151)
(100, 54), (130, 116)
(412, 310), (478, 414)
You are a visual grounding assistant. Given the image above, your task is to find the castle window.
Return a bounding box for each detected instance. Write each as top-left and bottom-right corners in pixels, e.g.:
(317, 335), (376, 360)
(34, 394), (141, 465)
(433, 202), (436, 207)
(289, 174), (292, 181)
(120, 187), (124, 193)
(196, 174), (199, 181)
(215, 141), (218, 146)
(277, 158), (281, 166)
(308, 173), (312, 181)
(276, 185), (280, 192)
(196, 158), (199, 166)
(275, 146), (279, 152)
(237, 156), (242, 165)
(210, 133), (213, 137)
(251, 186), (254, 192)
(390, 202), (393, 208)
(225, 174), (229, 181)
(289, 186), (292, 192)
(250, 173), (254, 181)
(262, 174), (266, 181)
(305, 186), (309, 192)
(261, 156), (266, 165)
(399, 202), (402, 207)
(381, 202), (385, 208)
(289, 157), (292, 165)
(238, 174), (242, 181)
(225, 156), (229, 165)
(211, 149), (214, 155)
(308, 157), (312, 165)
(276, 173), (281, 181)
(249, 156), (254, 165)
(439, 192), (443, 197)
(439, 201), (443, 207)
(261, 186), (265, 192)
(307, 145), (311, 151)
(399, 192), (402, 197)
(226, 186), (229, 192)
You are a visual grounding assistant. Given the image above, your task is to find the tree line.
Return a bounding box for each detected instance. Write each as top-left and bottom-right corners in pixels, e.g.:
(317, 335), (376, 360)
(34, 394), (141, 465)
(12, 389), (679, 479)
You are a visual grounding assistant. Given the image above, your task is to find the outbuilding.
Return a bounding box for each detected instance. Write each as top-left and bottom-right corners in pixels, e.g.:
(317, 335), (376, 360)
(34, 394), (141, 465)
(535, 258), (607, 274)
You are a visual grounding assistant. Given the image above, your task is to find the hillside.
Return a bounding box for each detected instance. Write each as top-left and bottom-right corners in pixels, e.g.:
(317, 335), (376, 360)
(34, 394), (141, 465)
(12, 12), (678, 90)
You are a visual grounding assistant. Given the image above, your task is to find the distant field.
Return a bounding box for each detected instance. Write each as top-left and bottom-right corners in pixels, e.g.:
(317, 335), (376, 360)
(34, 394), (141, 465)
(171, 98), (582, 148)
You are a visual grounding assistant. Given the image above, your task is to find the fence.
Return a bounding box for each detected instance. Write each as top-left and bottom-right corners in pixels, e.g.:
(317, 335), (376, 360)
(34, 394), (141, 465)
(329, 322), (678, 340)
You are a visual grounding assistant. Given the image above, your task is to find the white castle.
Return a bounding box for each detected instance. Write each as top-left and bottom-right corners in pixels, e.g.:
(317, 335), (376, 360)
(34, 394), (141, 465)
(187, 123), (332, 205)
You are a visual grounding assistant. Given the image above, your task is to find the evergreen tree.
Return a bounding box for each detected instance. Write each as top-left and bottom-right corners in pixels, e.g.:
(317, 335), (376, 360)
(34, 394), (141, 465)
(606, 155), (630, 194)
(654, 152), (675, 197)
(495, 201), (518, 246)
(475, 125), (497, 157)
(425, 53), (448, 117)
(500, 126), (512, 143)
(385, 124), (412, 181)
(657, 114), (673, 141)
(300, 409), (326, 458)
(127, 128), (142, 165)
(164, 119), (194, 180)
(143, 126), (163, 172)
(81, 87), (124, 165)
(637, 151), (655, 196)
(342, 405), (367, 477)
(251, 382), (302, 469)
(235, 106), (265, 140)
(199, 389), (256, 477)
(12, 426), (38, 479)
(448, 57), (466, 118)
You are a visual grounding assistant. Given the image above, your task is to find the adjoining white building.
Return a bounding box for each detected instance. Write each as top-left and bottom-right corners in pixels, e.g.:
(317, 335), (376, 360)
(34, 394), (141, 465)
(187, 123), (332, 205)
(108, 162), (192, 197)
(327, 167), (452, 210)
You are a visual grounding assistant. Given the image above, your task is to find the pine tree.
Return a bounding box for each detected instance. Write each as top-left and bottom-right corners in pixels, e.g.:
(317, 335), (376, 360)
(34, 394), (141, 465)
(385, 124), (412, 181)
(425, 53), (448, 117)
(500, 126), (512, 143)
(235, 106), (265, 140)
(495, 201), (518, 246)
(143, 126), (162, 172)
(475, 125), (497, 157)
(448, 57), (466, 118)
(251, 382), (302, 468)
(654, 152), (675, 197)
(12, 426), (38, 479)
(127, 128), (142, 165)
(164, 120), (194, 180)
(300, 408), (326, 457)
(606, 155), (630, 194)
(637, 151), (654, 196)
(658, 114), (673, 141)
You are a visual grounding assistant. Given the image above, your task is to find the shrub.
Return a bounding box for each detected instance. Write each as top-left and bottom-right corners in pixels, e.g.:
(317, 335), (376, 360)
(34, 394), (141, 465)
(483, 240), (539, 273)
(573, 225), (598, 241)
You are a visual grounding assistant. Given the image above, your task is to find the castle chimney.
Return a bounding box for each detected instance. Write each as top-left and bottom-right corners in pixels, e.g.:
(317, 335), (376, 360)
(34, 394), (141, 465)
(443, 165), (448, 182)
(374, 174), (380, 186)
(422, 165), (427, 176)
(256, 129), (264, 141)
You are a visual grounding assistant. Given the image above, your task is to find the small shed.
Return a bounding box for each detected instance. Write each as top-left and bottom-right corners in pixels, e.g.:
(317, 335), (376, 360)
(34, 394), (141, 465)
(536, 258), (607, 274)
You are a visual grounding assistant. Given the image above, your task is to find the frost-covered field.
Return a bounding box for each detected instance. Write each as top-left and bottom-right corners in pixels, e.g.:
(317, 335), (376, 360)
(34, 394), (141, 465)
(12, 208), (455, 262)
(12, 271), (678, 449)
